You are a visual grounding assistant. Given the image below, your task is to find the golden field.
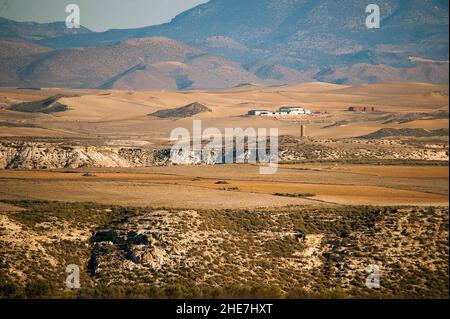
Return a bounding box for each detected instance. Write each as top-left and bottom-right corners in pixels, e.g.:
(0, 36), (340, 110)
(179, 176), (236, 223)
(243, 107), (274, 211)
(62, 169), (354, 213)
(0, 82), (448, 140)
(0, 164), (447, 208)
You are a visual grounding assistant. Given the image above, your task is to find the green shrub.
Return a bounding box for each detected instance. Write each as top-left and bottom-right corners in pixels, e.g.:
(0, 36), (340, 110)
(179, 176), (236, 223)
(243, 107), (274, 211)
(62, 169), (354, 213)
(25, 280), (52, 298)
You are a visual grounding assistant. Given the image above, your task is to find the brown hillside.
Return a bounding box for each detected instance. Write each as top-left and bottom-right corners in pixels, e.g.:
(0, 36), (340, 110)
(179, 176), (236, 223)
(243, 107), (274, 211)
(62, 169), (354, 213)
(150, 102), (212, 118)
(9, 94), (77, 114)
(10, 37), (261, 90)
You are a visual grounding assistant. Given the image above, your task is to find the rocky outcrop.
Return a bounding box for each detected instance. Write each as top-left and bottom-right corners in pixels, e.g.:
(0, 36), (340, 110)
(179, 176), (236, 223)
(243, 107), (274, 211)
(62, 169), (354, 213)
(0, 202), (448, 298)
(0, 141), (254, 169)
(89, 228), (171, 273)
(0, 136), (448, 169)
(278, 139), (449, 162)
(0, 142), (170, 169)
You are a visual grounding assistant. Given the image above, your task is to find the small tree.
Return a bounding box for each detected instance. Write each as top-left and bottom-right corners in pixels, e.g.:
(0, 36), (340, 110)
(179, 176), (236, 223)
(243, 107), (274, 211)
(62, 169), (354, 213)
(0, 282), (20, 298)
(25, 280), (51, 298)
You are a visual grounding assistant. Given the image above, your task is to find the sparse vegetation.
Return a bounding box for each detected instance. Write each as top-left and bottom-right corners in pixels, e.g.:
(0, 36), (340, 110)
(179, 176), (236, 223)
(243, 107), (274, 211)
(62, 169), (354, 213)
(0, 200), (447, 299)
(274, 193), (316, 198)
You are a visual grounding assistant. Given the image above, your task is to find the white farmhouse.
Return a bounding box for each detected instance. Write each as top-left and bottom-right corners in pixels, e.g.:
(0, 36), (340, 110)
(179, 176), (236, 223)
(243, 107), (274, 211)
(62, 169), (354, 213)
(276, 106), (311, 116)
(278, 107), (305, 115)
(248, 106), (312, 117)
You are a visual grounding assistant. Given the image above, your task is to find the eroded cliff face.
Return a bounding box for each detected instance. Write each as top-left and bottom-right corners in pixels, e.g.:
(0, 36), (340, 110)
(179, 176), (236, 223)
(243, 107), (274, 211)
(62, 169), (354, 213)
(0, 142), (170, 169)
(0, 137), (448, 169)
(0, 142), (252, 169)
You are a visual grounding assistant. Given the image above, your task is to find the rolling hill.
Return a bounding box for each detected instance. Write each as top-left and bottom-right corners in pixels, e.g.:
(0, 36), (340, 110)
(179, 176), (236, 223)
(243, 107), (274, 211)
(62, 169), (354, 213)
(0, 0), (448, 88)
(8, 94), (75, 114)
(4, 37), (262, 90)
(150, 102), (212, 118)
(0, 39), (51, 86)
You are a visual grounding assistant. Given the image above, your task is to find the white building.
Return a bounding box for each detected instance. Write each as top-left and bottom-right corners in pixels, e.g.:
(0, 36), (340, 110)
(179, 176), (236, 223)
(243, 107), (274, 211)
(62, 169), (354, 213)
(278, 107), (305, 115)
(248, 106), (312, 117)
(276, 106), (311, 116)
(248, 110), (273, 116)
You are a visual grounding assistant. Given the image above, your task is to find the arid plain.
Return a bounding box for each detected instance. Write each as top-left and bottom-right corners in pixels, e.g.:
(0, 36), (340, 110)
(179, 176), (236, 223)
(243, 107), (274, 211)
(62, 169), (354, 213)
(0, 0), (449, 300)
(0, 82), (448, 298)
(0, 82), (448, 208)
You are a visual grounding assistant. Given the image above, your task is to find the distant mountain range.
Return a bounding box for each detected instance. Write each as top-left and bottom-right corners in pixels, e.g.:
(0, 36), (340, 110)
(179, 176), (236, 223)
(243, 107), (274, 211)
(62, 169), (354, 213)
(0, 0), (448, 90)
(0, 16), (91, 41)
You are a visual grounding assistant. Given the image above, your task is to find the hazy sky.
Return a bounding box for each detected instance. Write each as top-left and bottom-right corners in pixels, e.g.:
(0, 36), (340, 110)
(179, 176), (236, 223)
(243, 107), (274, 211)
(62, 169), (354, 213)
(0, 0), (208, 31)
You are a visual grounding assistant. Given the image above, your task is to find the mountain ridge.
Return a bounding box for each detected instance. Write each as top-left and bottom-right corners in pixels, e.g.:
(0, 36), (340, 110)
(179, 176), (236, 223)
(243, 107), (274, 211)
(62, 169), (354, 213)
(0, 16), (92, 41)
(0, 0), (448, 88)
(3, 36), (264, 90)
